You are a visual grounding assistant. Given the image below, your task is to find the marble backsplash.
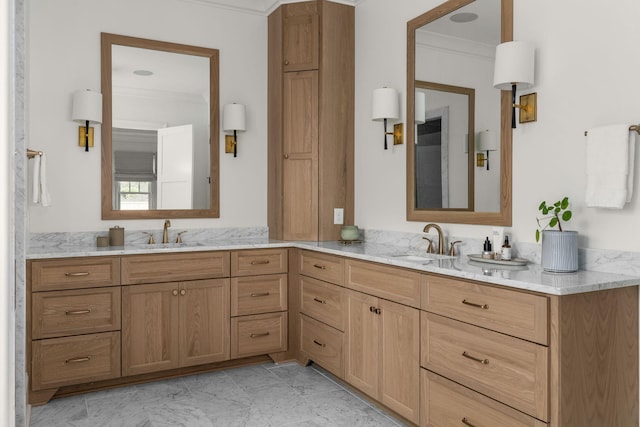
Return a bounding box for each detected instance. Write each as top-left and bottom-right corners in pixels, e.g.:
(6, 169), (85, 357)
(28, 226), (640, 277)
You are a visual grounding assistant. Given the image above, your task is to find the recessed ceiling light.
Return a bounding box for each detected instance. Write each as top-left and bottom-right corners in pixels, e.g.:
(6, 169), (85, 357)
(133, 69), (154, 76)
(450, 12), (478, 23)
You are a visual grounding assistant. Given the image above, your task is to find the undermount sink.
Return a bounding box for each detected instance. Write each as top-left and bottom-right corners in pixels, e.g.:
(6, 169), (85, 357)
(390, 253), (456, 262)
(131, 242), (204, 249)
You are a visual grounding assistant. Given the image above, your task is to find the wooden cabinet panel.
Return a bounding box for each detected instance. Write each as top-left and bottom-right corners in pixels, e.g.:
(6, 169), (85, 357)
(231, 249), (288, 277)
(180, 279), (230, 367)
(32, 332), (120, 391)
(122, 283), (180, 376)
(32, 287), (120, 339)
(346, 259), (421, 308)
(300, 314), (344, 378)
(231, 312), (288, 359)
(422, 312), (548, 421)
(300, 275), (345, 331)
(379, 299), (420, 423)
(231, 274), (288, 317)
(31, 257), (120, 291)
(423, 274), (548, 345)
(421, 370), (547, 427)
(345, 289), (379, 398)
(282, 2), (319, 72)
(121, 251), (230, 285)
(299, 250), (344, 285)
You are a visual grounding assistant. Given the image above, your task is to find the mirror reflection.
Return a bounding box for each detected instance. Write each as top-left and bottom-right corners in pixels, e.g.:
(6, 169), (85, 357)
(101, 33), (220, 219)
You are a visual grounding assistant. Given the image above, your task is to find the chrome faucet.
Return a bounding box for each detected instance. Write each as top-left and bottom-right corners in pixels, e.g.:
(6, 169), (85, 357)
(162, 220), (171, 244)
(423, 223), (445, 255)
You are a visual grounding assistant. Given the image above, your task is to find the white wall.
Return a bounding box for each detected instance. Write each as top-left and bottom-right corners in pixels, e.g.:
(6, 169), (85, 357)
(27, 0), (267, 232)
(355, 0), (640, 252)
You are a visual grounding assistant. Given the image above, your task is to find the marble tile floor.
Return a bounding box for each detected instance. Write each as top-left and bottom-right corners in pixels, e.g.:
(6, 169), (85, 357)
(29, 362), (406, 427)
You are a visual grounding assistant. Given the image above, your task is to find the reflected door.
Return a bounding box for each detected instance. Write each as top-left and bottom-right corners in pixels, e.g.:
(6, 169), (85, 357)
(157, 125), (193, 209)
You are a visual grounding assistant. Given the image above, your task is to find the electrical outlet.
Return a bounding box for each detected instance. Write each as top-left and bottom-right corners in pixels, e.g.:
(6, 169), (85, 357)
(334, 208), (344, 225)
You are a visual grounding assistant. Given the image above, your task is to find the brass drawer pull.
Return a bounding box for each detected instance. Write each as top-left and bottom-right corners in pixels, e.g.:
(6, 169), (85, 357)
(313, 297), (326, 304)
(250, 260), (270, 265)
(180, 289), (186, 296)
(461, 417), (476, 427)
(65, 356), (91, 364)
(172, 289), (179, 296)
(250, 332), (270, 338)
(64, 272), (90, 277)
(313, 339), (326, 348)
(313, 264), (326, 270)
(462, 299), (489, 310)
(462, 351), (489, 365)
(369, 306), (381, 315)
(65, 309), (91, 316)
(251, 292), (271, 297)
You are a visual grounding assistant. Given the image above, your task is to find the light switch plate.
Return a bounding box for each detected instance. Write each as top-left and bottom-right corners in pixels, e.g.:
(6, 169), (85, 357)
(334, 208), (344, 225)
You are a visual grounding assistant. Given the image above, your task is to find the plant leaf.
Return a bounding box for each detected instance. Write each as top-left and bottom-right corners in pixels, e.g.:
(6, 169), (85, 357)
(561, 197), (569, 209)
(549, 217), (558, 228)
(562, 210), (572, 222)
(554, 201), (561, 207)
(535, 229), (540, 242)
(538, 201), (546, 211)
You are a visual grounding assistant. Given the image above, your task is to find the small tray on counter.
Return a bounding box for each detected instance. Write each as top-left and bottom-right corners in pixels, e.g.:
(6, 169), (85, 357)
(467, 254), (529, 266)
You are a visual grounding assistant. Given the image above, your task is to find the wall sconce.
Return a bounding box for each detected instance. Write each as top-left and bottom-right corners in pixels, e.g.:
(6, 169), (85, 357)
(223, 103), (246, 158)
(415, 91), (426, 125)
(476, 129), (497, 170)
(371, 87), (403, 149)
(71, 89), (102, 152)
(493, 41), (536, 129)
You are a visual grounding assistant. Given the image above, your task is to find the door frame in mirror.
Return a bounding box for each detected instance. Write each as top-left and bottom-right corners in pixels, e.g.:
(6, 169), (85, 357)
(406, 0), (513, 225)
(101, 33), (220, 219)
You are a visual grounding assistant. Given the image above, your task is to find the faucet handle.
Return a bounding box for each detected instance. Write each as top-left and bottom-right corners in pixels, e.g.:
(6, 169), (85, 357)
(176, 231), (187, 244)
(448, 240), (462, 256)
(422, 236), (435, 254)
(143, 232), (155, 244)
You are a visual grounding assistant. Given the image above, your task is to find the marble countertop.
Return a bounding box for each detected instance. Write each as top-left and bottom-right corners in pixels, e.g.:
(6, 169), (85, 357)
(27, 238), (640, 296)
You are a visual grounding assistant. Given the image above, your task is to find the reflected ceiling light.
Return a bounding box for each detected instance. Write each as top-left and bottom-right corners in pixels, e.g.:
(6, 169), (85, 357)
(450, 12), (478, 23)
(493, 40), (536, 128)
(371, 87), (403, 150)
(133, 69), (154, 76)
(71, 89), (102, 152)
(476, 129), (497, 170)
(223, 103), (246, 158)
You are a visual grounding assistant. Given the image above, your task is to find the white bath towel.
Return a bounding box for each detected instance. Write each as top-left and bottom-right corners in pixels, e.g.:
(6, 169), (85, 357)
(585, 124), (635, 208)
(32, 152), (51, 206)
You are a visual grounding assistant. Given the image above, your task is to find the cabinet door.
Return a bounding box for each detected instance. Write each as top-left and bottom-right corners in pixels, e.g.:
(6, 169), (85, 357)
(282, 2), (319, 72)
(122, 283), (180, 376)
(379, 299), (420, 424)
(345, 289), (379, 398)
(180, 279), (230, 367)
(283, 71), (319, 240)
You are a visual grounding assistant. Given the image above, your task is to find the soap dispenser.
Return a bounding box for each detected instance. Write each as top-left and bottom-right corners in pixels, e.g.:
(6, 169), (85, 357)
(482, 237), (492, 259)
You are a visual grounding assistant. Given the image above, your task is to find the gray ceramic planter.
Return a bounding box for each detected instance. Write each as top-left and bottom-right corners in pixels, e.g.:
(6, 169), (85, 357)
(541, 230), (578, 272)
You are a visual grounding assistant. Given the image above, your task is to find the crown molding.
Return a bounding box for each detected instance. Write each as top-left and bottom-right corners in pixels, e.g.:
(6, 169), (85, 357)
(178, 0), (359, 16)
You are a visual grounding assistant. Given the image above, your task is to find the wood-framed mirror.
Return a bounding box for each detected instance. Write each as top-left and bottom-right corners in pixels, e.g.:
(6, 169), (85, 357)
(101, 33), (219, 219)
(406, 0), (512, 225)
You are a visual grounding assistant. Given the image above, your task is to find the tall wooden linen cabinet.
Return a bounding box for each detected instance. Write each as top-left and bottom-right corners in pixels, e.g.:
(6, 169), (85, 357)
(268, 0), (354, 241)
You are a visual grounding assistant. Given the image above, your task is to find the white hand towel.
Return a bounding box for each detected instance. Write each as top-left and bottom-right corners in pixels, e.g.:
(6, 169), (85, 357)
(32, 153), (51, 206)
(585, 124), (633, 208)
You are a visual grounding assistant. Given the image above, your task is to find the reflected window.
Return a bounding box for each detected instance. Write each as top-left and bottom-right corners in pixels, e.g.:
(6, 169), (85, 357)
(117, 181), (154, 210)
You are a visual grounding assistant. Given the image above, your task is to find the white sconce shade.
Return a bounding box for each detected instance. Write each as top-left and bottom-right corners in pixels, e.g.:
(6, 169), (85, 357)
(371, 87), (399, 121)
(493, 41), (534, 89)
(223, 103), (246, 158)
(223, 103), (246, 132)
(71, 89), (102, 152)
(415, 91), (426, 125)
(477, 129), (498, 151)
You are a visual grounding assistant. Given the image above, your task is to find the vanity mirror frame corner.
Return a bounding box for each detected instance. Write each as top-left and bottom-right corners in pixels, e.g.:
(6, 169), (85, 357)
(406, 0), (513, 226)
(100, 32), (220, 220)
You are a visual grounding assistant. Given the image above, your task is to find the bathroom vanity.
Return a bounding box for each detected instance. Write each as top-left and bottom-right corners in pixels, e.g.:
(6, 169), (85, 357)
(27, 241), (639, 427)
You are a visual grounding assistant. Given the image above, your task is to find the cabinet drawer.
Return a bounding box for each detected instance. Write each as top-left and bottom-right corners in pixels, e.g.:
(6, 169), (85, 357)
(300, 250), (344, 285)
(231, 249), (288, 277)
(31, 258), (120, 292)
(31, 332), (120, 391)
(231, 312), (288, 358)
(422, 312), (548, 421)
(32, 287), (121, 339)
(346, 259), (420, 308)
(122, 251), (230, 284)
(423, 274), (548, 345)
(300, 275), (345, 331)
(421, 370), (548, 427)
(300, 314), (344, 378)
(231, 274), (288, 316)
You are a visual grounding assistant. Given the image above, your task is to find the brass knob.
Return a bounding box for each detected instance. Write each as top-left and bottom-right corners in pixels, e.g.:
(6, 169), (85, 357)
(180, 289), (186, 296)
(284, 154), (289, 159)
(284, 60), (289, 65)
(172, 289), (178, 296)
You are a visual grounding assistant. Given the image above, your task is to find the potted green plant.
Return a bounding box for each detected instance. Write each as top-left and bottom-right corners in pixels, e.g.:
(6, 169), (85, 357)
(536, 196), (578, 272)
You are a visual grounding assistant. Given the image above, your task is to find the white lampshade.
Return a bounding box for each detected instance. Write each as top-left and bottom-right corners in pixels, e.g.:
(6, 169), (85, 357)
(371, 87), (399, 121)
(493, 41), (535, 90)
(71, 89), (102, 124)
(477, 129), (498, 151)
(223, 103), (246, 132)
(415, 91), (426, 125)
